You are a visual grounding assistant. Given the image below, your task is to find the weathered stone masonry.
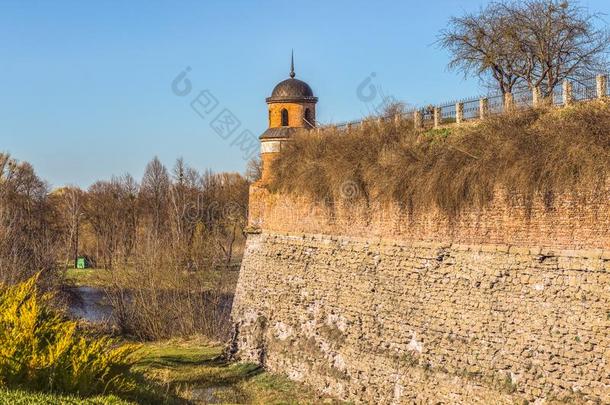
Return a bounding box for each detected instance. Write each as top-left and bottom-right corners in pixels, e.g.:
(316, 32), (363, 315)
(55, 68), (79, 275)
(231, 186), (610, 404)
(232, 231), (610, 403)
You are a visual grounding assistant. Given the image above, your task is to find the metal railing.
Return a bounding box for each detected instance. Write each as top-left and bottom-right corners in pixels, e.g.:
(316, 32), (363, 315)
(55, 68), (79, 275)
(327, 72), (608, 131)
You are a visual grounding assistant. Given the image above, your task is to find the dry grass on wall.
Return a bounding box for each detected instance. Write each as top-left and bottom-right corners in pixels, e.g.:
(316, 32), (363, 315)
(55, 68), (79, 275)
(271, 100), (610, 217)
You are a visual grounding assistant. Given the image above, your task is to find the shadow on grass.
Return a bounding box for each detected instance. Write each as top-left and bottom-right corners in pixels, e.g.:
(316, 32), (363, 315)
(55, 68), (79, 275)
(121, 349), (265, 404)
(116, 369), (191, 405)
(137, 354), (226, 368)
(3, 354), (328, 404)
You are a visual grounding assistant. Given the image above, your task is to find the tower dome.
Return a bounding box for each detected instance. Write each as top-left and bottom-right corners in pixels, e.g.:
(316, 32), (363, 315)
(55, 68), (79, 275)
(265, 52), (318, 103)
(267, 78), (317, 102)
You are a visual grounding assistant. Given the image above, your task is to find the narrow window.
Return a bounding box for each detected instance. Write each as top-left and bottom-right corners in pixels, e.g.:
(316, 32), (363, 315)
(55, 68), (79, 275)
(281, 108), (289, 126)
(304, 108), (313, 128)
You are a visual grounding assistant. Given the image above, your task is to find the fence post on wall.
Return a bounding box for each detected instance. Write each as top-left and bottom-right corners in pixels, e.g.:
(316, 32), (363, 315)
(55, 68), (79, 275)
(455, 102), (464, 124)
(503, 93), (514, 112)
(479, 98), (488, 119)
(532, 86), (541, 107)
(562, 80), (573, 106)
(596, 74), (607, 99)
(413, 110), (422, 129)
(433, 107), (440, 128)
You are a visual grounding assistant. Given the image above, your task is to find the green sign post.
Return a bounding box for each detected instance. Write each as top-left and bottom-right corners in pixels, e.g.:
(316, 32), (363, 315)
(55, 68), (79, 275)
(76, 257), (86, 269)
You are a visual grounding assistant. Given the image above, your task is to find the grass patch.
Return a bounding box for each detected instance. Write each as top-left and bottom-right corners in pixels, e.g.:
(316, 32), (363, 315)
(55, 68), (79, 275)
(133, 337), (339, 404)
(423, 127), (453, 141)
(0, 389), (130, 404)
(65, 268), (104, 287)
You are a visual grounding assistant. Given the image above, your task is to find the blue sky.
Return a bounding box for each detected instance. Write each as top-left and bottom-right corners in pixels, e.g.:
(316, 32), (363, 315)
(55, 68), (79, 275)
(1, 0), (609, 188)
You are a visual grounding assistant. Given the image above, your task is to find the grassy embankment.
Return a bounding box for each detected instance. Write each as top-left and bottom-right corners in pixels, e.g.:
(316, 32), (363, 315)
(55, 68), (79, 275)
(0, 338), (337, 405)
(272, 100), (610, 216)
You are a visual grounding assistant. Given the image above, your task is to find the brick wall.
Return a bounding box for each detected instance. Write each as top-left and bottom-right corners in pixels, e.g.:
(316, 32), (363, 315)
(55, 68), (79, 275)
(268, 102), (316, 128)
(247, 185), (610, 250)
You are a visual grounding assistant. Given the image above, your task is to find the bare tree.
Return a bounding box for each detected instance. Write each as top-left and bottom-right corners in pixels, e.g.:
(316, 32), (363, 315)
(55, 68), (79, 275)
(53, 186), (85, 268)
(168, 158), (201, 267)
(195, 171), (248, 269)
(0, 153), (59, 285)
(85, 176), (138, 269)
(140, 157), (170, 237)
(118, 174), (139, 263)
(438, 3), (523, 94)
(505, 1), (610, 94)
(382, 101), (408, 118)
(245, 157), (262, 183)
(439, 0), (609, 95)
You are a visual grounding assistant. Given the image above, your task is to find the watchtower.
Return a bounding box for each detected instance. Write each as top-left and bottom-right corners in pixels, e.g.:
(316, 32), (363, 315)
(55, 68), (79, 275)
(259, 52), (318, 183)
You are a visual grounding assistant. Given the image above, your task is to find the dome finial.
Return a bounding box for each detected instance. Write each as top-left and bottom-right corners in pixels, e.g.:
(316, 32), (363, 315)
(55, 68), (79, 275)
(290, 49), (295, 78)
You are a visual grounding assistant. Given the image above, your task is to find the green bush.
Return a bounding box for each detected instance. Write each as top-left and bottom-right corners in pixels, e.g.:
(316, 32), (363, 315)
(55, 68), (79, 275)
(0, 275), (140, 396)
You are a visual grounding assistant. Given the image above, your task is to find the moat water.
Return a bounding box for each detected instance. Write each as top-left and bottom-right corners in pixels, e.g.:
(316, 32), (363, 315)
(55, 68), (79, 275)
(68, 286), (114, 323)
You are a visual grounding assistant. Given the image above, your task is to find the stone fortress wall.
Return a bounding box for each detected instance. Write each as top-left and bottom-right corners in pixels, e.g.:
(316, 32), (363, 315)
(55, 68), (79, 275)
(231, 185), (610, 404)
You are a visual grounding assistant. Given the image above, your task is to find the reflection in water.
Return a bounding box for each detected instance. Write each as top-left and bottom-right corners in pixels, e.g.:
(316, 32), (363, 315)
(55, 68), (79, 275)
(69, 286), (113, 323)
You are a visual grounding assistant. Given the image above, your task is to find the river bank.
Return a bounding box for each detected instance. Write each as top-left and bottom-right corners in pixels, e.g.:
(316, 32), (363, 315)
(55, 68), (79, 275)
(58, 268), (337, 404)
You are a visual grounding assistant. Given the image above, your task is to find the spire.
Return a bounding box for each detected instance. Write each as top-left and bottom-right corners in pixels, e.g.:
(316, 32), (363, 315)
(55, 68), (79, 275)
(290, 50), (295, 78)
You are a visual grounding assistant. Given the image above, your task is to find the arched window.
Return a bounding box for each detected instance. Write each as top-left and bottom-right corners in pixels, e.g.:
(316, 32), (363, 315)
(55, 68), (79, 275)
(281, 108), (289, 126)
(304, 108), (313, 128)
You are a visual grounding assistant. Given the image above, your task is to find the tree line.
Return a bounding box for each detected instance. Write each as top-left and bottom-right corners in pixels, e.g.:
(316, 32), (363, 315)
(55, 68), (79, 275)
(53, 156), (251, 272)
(0, 152), (258, 339)
(1, 153), (252, 278)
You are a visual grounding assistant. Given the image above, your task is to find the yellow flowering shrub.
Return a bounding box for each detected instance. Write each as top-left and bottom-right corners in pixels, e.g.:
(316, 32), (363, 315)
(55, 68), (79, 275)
(0, 275), (140, 396)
